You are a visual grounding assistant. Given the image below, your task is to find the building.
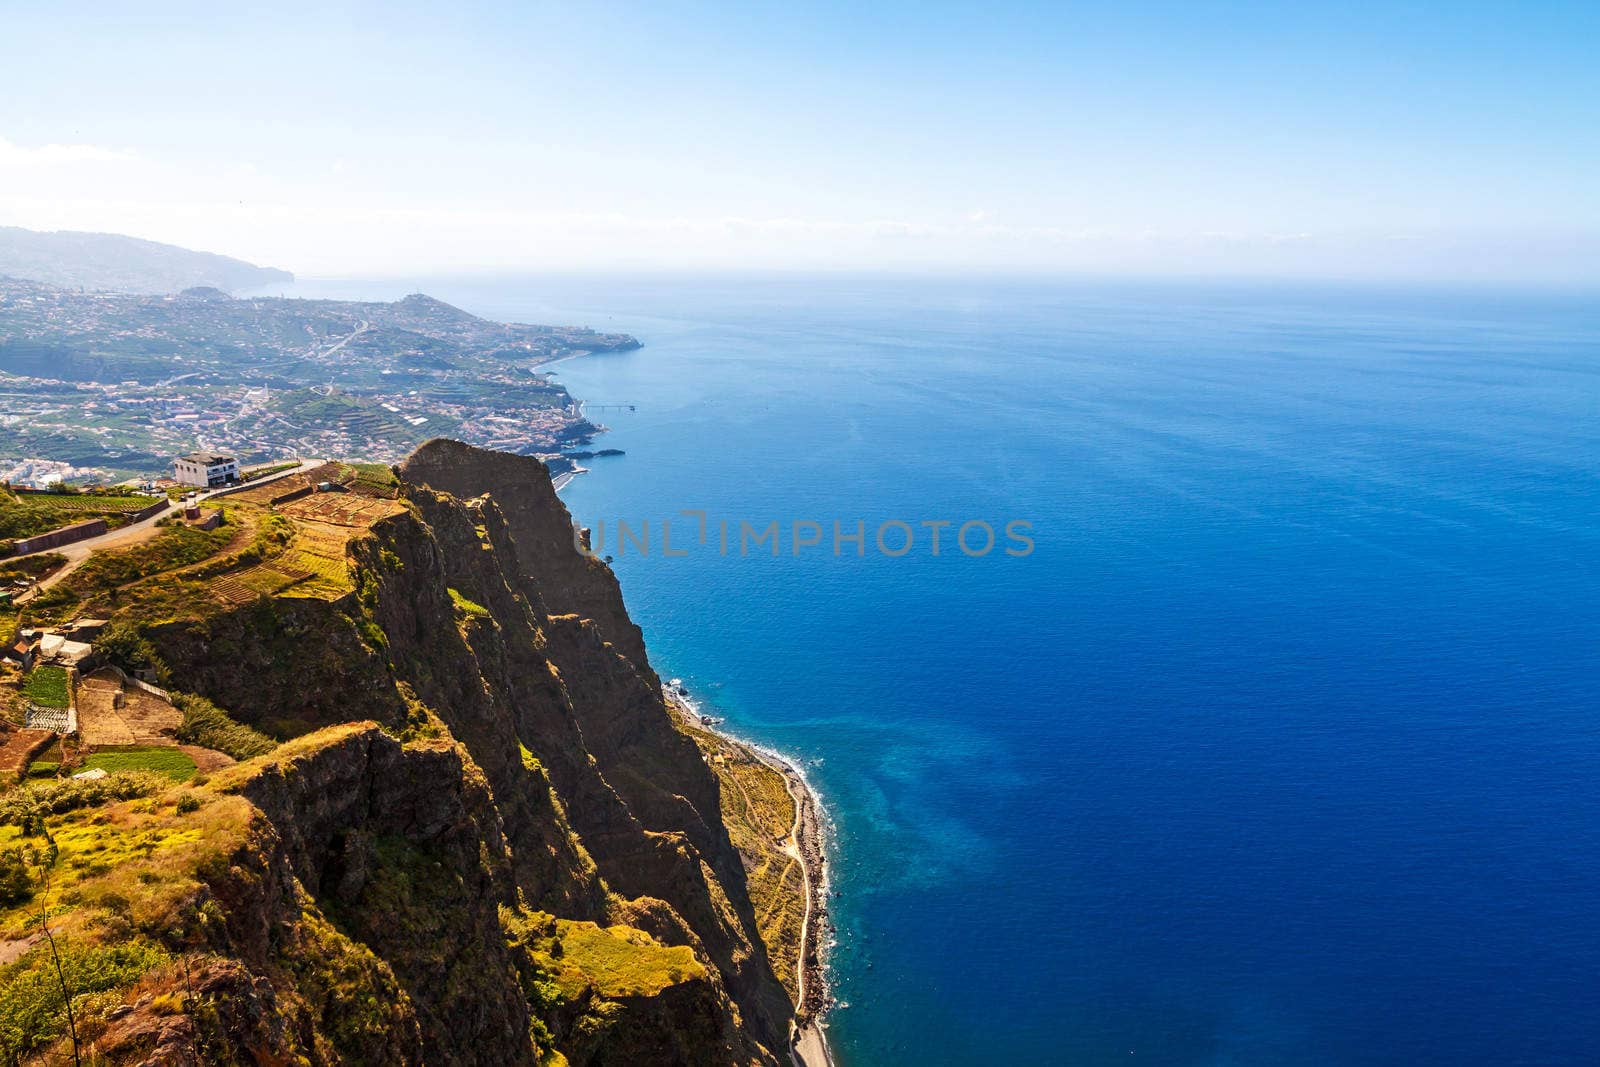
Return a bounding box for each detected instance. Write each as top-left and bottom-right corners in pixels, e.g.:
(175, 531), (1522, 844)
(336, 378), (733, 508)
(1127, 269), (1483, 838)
(62, 619), (109, 640)
(37, 633), (93, 666)
(174, 452), (240, 488)
(3, 638), (37, 672)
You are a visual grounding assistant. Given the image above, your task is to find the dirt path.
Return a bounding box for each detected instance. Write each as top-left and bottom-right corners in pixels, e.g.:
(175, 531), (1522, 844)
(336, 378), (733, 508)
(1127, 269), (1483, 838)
(756, 753), (833, 1067)
(178, 745), (235, 773)
(779, 773), (812, 1005)
(0, 933), (40, 966)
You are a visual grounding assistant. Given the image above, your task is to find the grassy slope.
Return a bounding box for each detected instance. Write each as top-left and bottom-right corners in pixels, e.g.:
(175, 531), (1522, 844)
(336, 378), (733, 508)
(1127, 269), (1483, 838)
(0, 774), (250, 1061)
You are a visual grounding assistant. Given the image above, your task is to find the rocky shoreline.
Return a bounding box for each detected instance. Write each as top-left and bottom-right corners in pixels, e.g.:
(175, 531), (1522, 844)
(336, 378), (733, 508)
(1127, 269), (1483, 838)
(767, 749), (836, 1067)
(665, 687), (836, 1066)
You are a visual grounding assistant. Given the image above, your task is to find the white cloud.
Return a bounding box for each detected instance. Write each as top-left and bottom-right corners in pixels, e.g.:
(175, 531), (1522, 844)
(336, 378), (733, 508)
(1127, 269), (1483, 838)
(0, 137), (133, 168)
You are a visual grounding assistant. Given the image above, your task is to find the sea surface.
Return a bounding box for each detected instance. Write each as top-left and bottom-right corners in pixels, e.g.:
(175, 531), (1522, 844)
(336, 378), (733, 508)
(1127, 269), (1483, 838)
(289, 274), (1600, 1066)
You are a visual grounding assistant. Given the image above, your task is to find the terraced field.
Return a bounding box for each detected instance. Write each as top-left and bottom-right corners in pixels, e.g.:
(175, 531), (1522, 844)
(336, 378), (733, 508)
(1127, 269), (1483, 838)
(225, 462), (351, 506)
(280, 493), (403, 527)
(244, 562), (313, 591)
(269, 522), (359, 600)
(207, 567), (303, 605)
(348, 462), (401, 498)
(19, 466), (390, 621)
(23, 494), (151, 513)
(279, 546), (348, 582)
(206, 574), (259, 606)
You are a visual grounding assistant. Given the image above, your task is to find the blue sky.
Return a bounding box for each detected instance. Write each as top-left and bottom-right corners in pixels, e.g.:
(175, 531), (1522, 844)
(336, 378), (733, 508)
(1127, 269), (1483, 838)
(1, 1), (1596, 280)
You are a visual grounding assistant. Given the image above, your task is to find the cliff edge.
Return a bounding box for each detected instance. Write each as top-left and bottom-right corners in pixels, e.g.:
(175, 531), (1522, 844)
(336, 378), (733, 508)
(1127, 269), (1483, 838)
(0, 441), (803, 1065)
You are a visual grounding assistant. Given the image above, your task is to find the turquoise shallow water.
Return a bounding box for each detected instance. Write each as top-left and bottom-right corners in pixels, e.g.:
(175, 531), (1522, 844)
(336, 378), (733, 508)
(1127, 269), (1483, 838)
(295, 275), (1600, 1066)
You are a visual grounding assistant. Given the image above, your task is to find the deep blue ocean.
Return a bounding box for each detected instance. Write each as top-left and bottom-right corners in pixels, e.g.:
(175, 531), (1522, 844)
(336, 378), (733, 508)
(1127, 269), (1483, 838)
(291, 275), (1600, 1066)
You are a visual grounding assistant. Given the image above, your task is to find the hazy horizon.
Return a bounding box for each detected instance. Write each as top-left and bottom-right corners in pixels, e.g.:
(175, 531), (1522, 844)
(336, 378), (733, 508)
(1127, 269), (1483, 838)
(2, 1), (1597, 284)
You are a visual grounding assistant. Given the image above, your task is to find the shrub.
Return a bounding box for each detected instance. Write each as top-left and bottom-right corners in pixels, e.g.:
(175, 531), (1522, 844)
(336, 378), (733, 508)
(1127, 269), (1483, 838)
(8, 553), (64, 578)
(0, 847), (33, 905)
(0, 772), (167, 828)
(356, 618), (388, 651)
(0, 500), (76, 541)
(173, 692), (276, 760)
(235, 514), (294, 566)
(92, 620), (165, 679)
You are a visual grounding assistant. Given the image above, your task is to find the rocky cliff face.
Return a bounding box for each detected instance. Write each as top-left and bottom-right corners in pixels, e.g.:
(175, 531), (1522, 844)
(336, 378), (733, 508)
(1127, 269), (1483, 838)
(132, 440), (795, 1065)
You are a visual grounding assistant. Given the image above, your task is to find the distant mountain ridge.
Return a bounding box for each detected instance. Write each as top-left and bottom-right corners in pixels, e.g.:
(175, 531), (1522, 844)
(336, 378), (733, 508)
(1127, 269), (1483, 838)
(0, 224), (293, 294)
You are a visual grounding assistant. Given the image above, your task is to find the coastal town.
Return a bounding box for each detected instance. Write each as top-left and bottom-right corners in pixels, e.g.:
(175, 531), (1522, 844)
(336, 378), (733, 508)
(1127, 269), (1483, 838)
(0, 277), (639, 484)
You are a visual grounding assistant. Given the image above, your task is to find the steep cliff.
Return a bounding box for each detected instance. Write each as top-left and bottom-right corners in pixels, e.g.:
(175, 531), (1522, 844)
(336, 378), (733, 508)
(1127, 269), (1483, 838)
(15, 440), (800, 1064)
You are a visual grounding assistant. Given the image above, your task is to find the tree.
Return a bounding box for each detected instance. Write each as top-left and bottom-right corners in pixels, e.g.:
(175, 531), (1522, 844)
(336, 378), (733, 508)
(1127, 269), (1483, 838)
(29, 837), (80, 1067)
(92, 620), (160, 677)
(0, 847), (32, 906)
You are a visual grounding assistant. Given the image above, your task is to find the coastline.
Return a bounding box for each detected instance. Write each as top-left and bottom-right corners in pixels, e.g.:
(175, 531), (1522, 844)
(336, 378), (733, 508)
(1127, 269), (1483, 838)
(664, 687), (836, 1067)
(554, 335), (832, 1061)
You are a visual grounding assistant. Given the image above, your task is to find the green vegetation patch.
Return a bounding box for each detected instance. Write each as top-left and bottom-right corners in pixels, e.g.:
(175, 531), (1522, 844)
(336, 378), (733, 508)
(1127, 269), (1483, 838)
(0, 940), (169, 1061)
(237, 567), (294, 594)
(347, 462), (400, 492)
(0, 773), (256, 1058)
(448, 587), (489, 618)
(81, 748), (197, 783)
(20, 667), (69, 710)
(0, 553), (66, 584)
(52, 822), (204, 885)
(233, 512), (294, 567)
(283, 904), (416, 1059)
(207, 722), (375, 795)
(684, 724), (804, 1000)
(558, 922), (701, 997)
(242, 461), (300, 482)
(173, 692), (276, 760)
(505, 910), (704, 1001)
(91, 619), (164, 680)
(23, 494), (151, 514)
(58, 522), (234, 598)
